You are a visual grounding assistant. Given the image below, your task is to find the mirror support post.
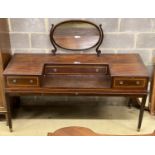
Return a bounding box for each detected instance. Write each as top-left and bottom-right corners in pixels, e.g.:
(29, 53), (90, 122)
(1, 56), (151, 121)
(50, 24), (57, 55)
(96, 24), (104, 57)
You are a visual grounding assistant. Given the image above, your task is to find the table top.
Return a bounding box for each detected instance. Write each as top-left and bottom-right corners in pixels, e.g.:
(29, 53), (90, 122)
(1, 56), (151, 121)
(3, 53), (148, 77)
(47, 126), (155, 136)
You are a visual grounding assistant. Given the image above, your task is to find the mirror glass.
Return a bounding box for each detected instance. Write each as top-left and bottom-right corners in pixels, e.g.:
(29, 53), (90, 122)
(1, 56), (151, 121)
(52, 20), (100, 50)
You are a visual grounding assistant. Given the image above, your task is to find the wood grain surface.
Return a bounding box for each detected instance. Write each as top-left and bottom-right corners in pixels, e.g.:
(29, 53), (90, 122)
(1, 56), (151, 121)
(48, 126), (155, 136)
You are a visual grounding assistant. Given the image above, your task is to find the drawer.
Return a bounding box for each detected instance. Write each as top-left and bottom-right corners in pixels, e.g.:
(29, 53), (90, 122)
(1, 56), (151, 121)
(6, 76), (39, 87)
(113, 77), (147, 89)
(44, 64), (108, 75)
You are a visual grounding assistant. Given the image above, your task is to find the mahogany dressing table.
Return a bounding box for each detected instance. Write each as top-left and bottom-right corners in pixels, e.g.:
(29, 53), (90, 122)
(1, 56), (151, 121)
(3, 20), (149, 132)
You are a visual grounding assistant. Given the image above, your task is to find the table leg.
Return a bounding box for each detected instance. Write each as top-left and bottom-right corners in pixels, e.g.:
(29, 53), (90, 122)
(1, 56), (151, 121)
(5, 113), (9, 126)
(128, 98), (133, 108)
(137, 95), (147, 132)
(5, 94), (13, 132)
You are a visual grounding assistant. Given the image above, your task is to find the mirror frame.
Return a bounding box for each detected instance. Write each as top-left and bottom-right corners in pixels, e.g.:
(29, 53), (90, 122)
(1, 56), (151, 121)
(49, 20), (104, 56)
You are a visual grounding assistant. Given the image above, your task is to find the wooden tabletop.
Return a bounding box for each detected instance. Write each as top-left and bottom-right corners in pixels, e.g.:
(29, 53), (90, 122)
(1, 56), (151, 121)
(47, 126), (155, 136)
(3, 53), (148, 77)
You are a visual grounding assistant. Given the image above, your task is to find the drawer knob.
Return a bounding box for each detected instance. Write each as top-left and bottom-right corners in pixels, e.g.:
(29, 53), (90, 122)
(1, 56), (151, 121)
(136, 81), (140, 85)
(75, 92), (79, 95)
(53, 68), (57, 72)
(12, 79), (17, 83)
(119, 81), (124, 85)
(29, 80), (34, 83)
(96, 68), (99, 72)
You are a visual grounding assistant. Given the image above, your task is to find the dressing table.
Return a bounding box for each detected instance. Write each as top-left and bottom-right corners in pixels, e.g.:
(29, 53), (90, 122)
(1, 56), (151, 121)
(3, 20), (149, 132)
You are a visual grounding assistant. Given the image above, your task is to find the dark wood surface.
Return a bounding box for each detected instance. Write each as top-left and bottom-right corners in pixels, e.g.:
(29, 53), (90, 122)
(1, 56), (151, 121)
(3, 54), (149, 95)
(48, 126), (155, 136)
(43, 75), (111, 88)
(3, 53), (149, 132)
(150, 68), (155, 115)
(3, 53), (148, 76)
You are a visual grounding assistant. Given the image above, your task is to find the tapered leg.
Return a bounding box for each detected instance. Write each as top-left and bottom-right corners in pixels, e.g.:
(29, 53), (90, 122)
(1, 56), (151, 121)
(5, 113), (9, 126)
(128, 98), (133, 108)
(137, 95), (147, 132)
(5, 94), (13, 132)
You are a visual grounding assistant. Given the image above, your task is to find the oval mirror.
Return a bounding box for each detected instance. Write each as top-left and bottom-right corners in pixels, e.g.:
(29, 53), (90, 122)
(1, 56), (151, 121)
(50, 20), (101, 51)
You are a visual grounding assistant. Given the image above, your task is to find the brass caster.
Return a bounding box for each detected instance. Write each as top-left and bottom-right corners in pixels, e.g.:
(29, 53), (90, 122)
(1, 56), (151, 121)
(9, 128), (13, 132)
(6, 121), (9, 126)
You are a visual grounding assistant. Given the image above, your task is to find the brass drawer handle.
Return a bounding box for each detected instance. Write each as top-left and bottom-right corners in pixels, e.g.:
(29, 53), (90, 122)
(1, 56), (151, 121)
(29, 80), (34, 83)
(96, 68), (99, 72)
(12, 79), (17, 83)
(53, 68), (57, 72)
(75, 92), (79, 95)
(119, 81), (124, 85)
(136, 81), (140, 85)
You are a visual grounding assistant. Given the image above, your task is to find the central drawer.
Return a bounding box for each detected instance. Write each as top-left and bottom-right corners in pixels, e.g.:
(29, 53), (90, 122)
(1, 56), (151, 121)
(6, 76), (39, 87)
(44, 64), (108, 75)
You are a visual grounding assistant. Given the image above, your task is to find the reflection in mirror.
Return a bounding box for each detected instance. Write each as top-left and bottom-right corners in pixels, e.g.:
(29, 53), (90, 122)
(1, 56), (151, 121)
(50, 20), (104, 56)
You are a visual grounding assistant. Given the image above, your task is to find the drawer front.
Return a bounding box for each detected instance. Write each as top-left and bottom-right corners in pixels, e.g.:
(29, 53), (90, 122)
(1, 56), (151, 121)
(7, 76), (39, 87)
(113, 77), (147, 89)
(44, 65), (108, 75)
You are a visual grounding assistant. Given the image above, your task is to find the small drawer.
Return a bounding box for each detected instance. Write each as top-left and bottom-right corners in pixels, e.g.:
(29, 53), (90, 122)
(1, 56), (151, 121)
(44, 64), (108, 75)
(113, 77), (147, 89)
(6, 76), (39, 87)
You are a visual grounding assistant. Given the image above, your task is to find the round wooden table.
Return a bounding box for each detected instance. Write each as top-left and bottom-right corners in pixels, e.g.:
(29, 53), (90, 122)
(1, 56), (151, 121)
(47, 126), (155, 136)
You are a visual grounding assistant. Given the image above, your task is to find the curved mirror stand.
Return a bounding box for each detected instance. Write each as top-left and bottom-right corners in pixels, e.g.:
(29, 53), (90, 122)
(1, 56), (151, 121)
(50, 20), (104, 56)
